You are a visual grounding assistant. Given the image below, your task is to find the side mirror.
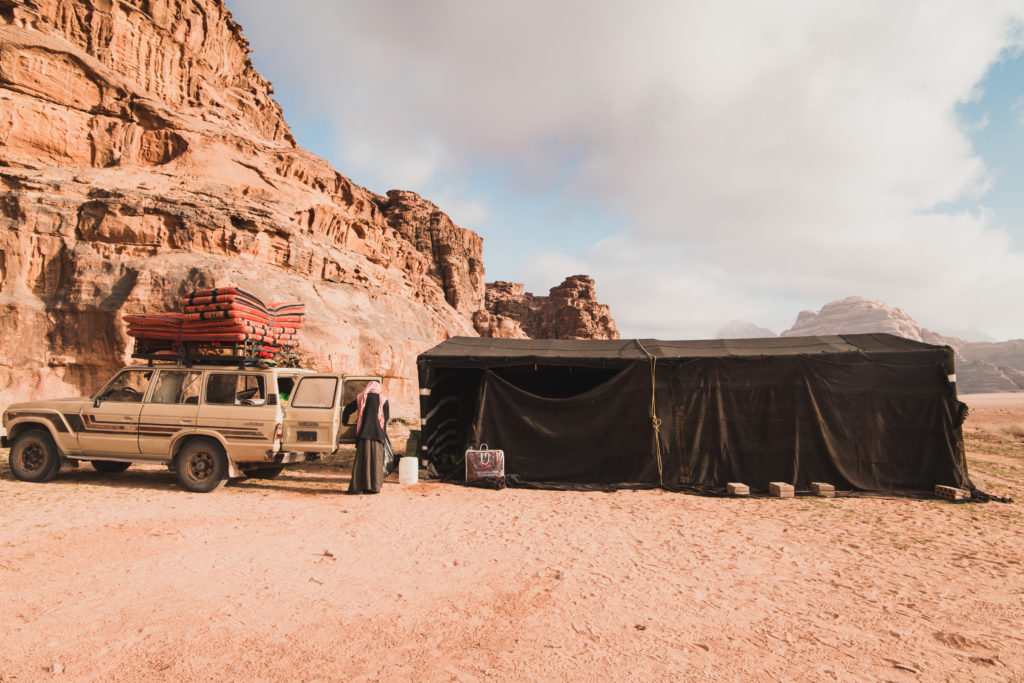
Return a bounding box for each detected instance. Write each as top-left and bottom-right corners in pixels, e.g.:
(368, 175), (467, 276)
(93, 398), (102, 408)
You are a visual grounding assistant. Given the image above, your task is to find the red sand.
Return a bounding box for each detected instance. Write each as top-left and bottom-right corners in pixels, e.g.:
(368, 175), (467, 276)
(1, 395), (1022, 680)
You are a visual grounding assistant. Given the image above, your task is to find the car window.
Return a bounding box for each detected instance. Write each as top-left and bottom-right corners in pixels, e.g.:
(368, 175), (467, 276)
(205, 373), (267, 406)
(98, 370), (153, 403)
(291, 377), (339, 409)
(277, 375), (297, 404)
(150, 371), (202, 404)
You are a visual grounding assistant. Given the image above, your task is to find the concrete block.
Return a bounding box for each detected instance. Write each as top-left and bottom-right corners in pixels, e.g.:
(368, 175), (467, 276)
(769, 482), (794, 498)
(935, 485), (970, 501)
(810, 482), (835, 498)
(727, 482), (749, 496)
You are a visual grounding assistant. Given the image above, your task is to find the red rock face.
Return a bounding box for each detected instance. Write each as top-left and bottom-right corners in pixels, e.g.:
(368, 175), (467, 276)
(474, 275), (619, 340)
(0, 0), (483, 414)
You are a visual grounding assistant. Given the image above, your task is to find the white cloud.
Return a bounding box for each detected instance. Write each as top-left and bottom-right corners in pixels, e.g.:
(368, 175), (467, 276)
(231, 0), (1024, 340)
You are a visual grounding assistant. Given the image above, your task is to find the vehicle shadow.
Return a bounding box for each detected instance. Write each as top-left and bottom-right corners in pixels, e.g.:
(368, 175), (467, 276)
(0, 462), (398, 496)
(34, 468), (182, 491)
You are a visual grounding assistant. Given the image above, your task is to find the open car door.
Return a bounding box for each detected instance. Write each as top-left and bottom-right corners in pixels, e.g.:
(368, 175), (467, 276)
(281, 374), (344, 453)
(338, 376), (383, 444)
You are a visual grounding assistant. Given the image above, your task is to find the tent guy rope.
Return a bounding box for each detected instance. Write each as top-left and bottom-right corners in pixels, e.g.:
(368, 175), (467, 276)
(634, 339), (664, 487)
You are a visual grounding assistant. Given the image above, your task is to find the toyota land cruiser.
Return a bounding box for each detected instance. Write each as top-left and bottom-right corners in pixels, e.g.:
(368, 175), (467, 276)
(2, 364), (380, 492)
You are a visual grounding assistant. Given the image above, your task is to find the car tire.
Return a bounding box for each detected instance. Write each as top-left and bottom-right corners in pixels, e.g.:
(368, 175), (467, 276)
(175, 438), (228, 493)
(242, 465), (285, 480)
(9, 429), (61, 483)
(91, 460), (132, 473)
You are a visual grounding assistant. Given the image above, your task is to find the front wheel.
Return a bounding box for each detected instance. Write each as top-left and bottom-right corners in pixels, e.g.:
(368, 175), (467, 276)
(175, 439), (227, 493)
(9, 429), (61, 483)
(91, 460), (132, 473)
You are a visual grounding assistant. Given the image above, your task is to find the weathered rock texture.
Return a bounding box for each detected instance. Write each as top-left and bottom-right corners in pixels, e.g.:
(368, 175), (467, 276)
(0, 0), (619, 416)
(0, 0), (488, 415)
(782, 297), (1024, 393)
(473, 275), (619, 340)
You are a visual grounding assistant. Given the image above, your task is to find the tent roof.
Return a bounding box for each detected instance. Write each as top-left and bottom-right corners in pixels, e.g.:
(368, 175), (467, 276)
(418, 333), (954, 368)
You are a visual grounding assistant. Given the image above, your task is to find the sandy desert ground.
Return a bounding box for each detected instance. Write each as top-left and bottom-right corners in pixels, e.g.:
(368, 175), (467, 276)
(0, 394), (1022, 682)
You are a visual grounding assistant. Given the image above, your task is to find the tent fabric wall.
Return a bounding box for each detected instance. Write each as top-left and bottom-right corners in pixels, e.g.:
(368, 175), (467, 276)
(417, 334), (970, 492)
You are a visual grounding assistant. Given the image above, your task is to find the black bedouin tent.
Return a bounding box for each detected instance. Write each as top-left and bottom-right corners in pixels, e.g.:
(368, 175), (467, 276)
(416, 334), (972, 493)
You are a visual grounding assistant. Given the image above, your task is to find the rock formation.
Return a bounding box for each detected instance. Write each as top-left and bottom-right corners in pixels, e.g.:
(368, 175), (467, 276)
(473, 275), (619, 341)
(0, 1), (620, 416)
(0, 0), (473, 415)
(782, 297), (1024, 393)
(782, 297), (949, 345)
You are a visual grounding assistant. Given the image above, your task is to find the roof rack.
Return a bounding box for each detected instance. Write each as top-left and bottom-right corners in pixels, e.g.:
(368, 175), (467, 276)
(131, 339), (300, 369)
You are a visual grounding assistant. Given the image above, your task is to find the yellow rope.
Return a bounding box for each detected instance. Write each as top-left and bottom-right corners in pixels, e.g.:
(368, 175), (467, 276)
(635, 339), (663, 487)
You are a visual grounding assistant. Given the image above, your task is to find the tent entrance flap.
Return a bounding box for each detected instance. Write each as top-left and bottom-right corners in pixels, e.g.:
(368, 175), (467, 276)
(472, 363), (657, 484)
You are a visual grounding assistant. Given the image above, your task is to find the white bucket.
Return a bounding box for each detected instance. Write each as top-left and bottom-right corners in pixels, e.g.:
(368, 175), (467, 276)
(398, 457), (419, 485)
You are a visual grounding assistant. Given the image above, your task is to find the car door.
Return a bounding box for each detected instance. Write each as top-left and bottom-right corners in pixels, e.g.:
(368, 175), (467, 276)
(200, 371), (278, 462)
(337, 376), (383, 445)
(280, 374), (345, 453)
(137, 369), (202, 458)
(77, 368), (154, 456)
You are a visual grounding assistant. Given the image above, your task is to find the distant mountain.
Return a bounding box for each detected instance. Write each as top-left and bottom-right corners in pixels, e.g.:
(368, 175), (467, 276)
(940, 327), (997, 343)
(782, 297), (1024, 394)
(716, 320), (777, 339)
(782, 297), (949, 344)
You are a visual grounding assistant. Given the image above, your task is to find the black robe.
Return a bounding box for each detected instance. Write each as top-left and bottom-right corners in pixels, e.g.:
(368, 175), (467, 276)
(345, 393), (389, 493)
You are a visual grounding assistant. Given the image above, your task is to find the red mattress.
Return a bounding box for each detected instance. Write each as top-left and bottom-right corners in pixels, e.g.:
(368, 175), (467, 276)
(125, 286), (305, 352)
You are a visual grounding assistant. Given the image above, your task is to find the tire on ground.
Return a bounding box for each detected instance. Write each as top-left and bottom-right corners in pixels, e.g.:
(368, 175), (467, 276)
(174, 438), (228, 493)
(91, 460), (132, 473)
(9, 429), (61, 483)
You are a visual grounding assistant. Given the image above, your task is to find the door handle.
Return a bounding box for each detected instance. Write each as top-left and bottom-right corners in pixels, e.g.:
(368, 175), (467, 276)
(122, 416), (135, 421)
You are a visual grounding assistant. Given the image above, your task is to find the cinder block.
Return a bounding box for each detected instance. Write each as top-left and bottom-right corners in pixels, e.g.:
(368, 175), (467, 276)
(810, 482), (835, 498)
(727, 482), (749, 496)
(769, 482), (794, 498)
(935, 485), (970, 501)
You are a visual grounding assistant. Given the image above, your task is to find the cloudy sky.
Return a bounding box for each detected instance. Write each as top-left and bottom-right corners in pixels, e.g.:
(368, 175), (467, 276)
(227, 1), (1024, 341)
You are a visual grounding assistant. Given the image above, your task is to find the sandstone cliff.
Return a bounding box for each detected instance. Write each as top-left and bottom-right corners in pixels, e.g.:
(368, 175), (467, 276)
(782, 297), (1024, 393)
(473, 275), (619, 340)
(0, 0), (487, 415)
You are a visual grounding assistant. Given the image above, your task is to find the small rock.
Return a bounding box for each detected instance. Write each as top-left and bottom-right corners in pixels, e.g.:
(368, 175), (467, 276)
(323, 549), (334, 558)
(51, 662), (64, 674)
(554, 570), (564, 580)
(634, 624), (646, 631)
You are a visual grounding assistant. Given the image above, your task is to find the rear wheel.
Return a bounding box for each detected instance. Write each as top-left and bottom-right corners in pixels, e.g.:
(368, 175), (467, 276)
(175, 439), (227, 493)
(9, 429), (61, 483)
(91, 460), (132, 473)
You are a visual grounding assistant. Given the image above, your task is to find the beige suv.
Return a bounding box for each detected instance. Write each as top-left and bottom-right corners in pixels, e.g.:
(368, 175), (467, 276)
(2, 363), (379, 492)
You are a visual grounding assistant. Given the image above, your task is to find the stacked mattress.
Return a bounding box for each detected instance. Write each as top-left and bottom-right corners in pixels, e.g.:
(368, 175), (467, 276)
(124, 286), (305, 355)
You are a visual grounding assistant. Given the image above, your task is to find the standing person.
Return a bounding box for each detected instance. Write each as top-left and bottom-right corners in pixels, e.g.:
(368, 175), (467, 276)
(343, 381), (390, 494)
